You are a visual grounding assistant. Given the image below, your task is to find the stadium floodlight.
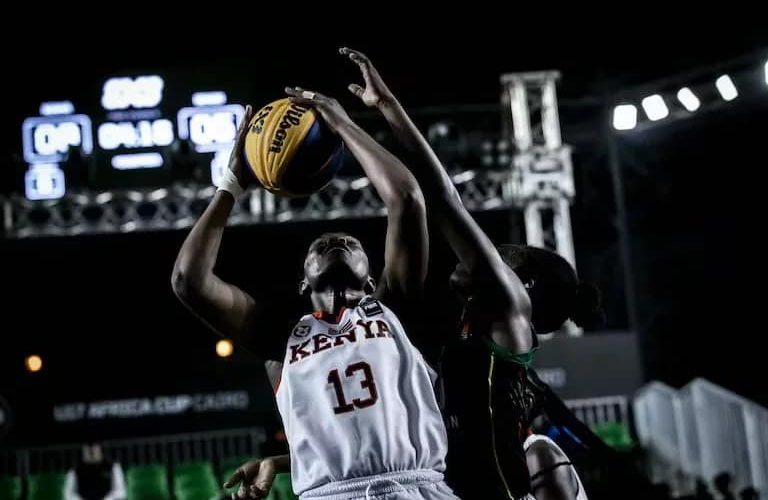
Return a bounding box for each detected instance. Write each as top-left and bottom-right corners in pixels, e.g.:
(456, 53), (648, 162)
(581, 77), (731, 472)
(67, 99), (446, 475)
(676, 87), (701, 112)
(613, 104), (638, 130)
(641, 94), (669, 121)
(715, 75), (738, 101)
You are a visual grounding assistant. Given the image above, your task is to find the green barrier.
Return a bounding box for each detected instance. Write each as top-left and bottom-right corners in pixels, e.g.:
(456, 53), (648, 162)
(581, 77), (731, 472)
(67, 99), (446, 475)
(174, 462), (218, 500)
(0, 475), (22, 500)
(28, 472), (66, 500)
(591, 422), (635, 451)
(126, 464), (170, 500)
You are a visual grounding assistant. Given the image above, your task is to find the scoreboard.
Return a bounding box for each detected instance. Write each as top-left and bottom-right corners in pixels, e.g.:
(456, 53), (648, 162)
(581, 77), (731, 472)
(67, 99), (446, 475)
(20, 74), (245, 200)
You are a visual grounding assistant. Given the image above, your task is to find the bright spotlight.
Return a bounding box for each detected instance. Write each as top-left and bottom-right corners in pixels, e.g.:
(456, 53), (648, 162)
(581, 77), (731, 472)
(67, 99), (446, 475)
(612, 104), (638, 130)
(26, 355), (43, 373)
(641, 94), (669, 121)
(216, 339), (234, 358)
(715, 75), (738, 101)
(676, 87), (701, 112)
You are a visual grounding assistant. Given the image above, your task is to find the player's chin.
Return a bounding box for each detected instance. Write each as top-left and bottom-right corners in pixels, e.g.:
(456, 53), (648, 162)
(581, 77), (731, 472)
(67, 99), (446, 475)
(318, 256), (356, 280)
(319, 250), (352, 269)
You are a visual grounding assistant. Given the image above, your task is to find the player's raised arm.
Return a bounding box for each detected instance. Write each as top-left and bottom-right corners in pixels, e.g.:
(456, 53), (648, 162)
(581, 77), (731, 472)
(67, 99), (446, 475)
(285, 87), (428, 310)
(171, 106), (281, 363)
(341, 48), (532, 350)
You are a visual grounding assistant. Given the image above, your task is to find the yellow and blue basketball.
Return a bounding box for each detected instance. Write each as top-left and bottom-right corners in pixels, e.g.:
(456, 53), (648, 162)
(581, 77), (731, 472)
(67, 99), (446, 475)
(244, 98), (344, 197)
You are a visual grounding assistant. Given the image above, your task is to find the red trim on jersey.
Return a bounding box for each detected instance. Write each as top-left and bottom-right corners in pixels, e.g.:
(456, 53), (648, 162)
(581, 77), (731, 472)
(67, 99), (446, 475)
(312, 307), (347, 324)
(336, 307), (347, 323)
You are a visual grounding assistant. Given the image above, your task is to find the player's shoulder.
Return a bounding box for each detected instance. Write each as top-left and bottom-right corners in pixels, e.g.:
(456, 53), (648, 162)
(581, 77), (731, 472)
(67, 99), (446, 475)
(289, 313), (317, 339)
(356, 295), (387, 318)
(525, 434), (570, 467)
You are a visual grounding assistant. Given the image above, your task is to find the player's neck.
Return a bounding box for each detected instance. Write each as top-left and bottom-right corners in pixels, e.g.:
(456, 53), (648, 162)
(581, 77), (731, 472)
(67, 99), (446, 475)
(310, 287), (365, 315)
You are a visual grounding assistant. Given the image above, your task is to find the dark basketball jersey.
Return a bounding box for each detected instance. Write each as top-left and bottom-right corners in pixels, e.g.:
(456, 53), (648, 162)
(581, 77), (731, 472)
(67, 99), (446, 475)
(438, 309), (544, 500)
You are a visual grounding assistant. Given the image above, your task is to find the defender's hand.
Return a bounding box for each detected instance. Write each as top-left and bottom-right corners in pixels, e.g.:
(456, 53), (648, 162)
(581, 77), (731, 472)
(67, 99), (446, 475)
(339, 47), (395, 109)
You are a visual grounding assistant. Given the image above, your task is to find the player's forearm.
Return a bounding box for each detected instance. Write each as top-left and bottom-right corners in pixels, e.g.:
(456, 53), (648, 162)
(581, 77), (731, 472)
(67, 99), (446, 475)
(377, 98), (458, 201)
(172, 191), (234, 295)
(377, 100), (516, 293)
(336, 120), (424, 211)
(375, 100), (484, 261)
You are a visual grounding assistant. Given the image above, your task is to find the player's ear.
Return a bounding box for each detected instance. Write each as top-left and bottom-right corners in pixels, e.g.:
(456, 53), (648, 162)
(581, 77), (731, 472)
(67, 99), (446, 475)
(299, 278), (310, 296)
(364, 276), (376, 294)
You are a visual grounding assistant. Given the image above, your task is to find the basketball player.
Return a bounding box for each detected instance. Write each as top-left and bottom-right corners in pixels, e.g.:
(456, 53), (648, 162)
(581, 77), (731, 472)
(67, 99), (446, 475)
(172, 96), (457, 500)
(339, 47), (602, 500)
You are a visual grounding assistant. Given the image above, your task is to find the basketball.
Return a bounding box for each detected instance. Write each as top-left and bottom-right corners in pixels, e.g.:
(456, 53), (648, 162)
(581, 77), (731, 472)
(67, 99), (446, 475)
(243, 98), (344, 197)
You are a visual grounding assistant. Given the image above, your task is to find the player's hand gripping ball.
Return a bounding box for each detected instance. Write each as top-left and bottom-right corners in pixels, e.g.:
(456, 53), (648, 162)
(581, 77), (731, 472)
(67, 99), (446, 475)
(244, 97), (344, 197)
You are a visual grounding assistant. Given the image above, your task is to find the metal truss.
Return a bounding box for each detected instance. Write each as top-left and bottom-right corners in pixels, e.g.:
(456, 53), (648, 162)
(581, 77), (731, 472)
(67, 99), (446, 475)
(502, 70), (579, 335)
(1, 168), (516, 238)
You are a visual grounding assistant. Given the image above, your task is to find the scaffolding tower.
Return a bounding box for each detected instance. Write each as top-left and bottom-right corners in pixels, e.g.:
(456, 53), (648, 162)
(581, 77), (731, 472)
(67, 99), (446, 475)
(502, 71), (579, 334)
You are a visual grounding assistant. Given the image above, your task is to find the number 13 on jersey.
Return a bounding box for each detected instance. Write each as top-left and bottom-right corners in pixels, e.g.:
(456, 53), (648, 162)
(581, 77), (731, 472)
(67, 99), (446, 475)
(327, 361), (378, 414)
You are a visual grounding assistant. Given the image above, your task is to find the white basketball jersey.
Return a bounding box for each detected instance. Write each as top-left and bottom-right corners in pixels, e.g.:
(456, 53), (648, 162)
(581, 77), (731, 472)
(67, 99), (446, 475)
(275, 297), (449, 497)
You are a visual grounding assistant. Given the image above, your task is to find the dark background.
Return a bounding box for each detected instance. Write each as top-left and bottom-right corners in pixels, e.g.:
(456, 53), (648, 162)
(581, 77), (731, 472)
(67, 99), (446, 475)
(1, 17), (767, 446)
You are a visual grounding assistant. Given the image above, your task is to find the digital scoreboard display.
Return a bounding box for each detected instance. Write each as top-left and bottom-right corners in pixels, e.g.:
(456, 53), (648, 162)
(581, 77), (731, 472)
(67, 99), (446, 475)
(20, 74), (245, 200)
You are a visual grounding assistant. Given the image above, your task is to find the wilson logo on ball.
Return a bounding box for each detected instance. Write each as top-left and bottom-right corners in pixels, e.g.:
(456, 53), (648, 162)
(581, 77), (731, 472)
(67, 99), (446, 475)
(244, 98), (344, 197)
